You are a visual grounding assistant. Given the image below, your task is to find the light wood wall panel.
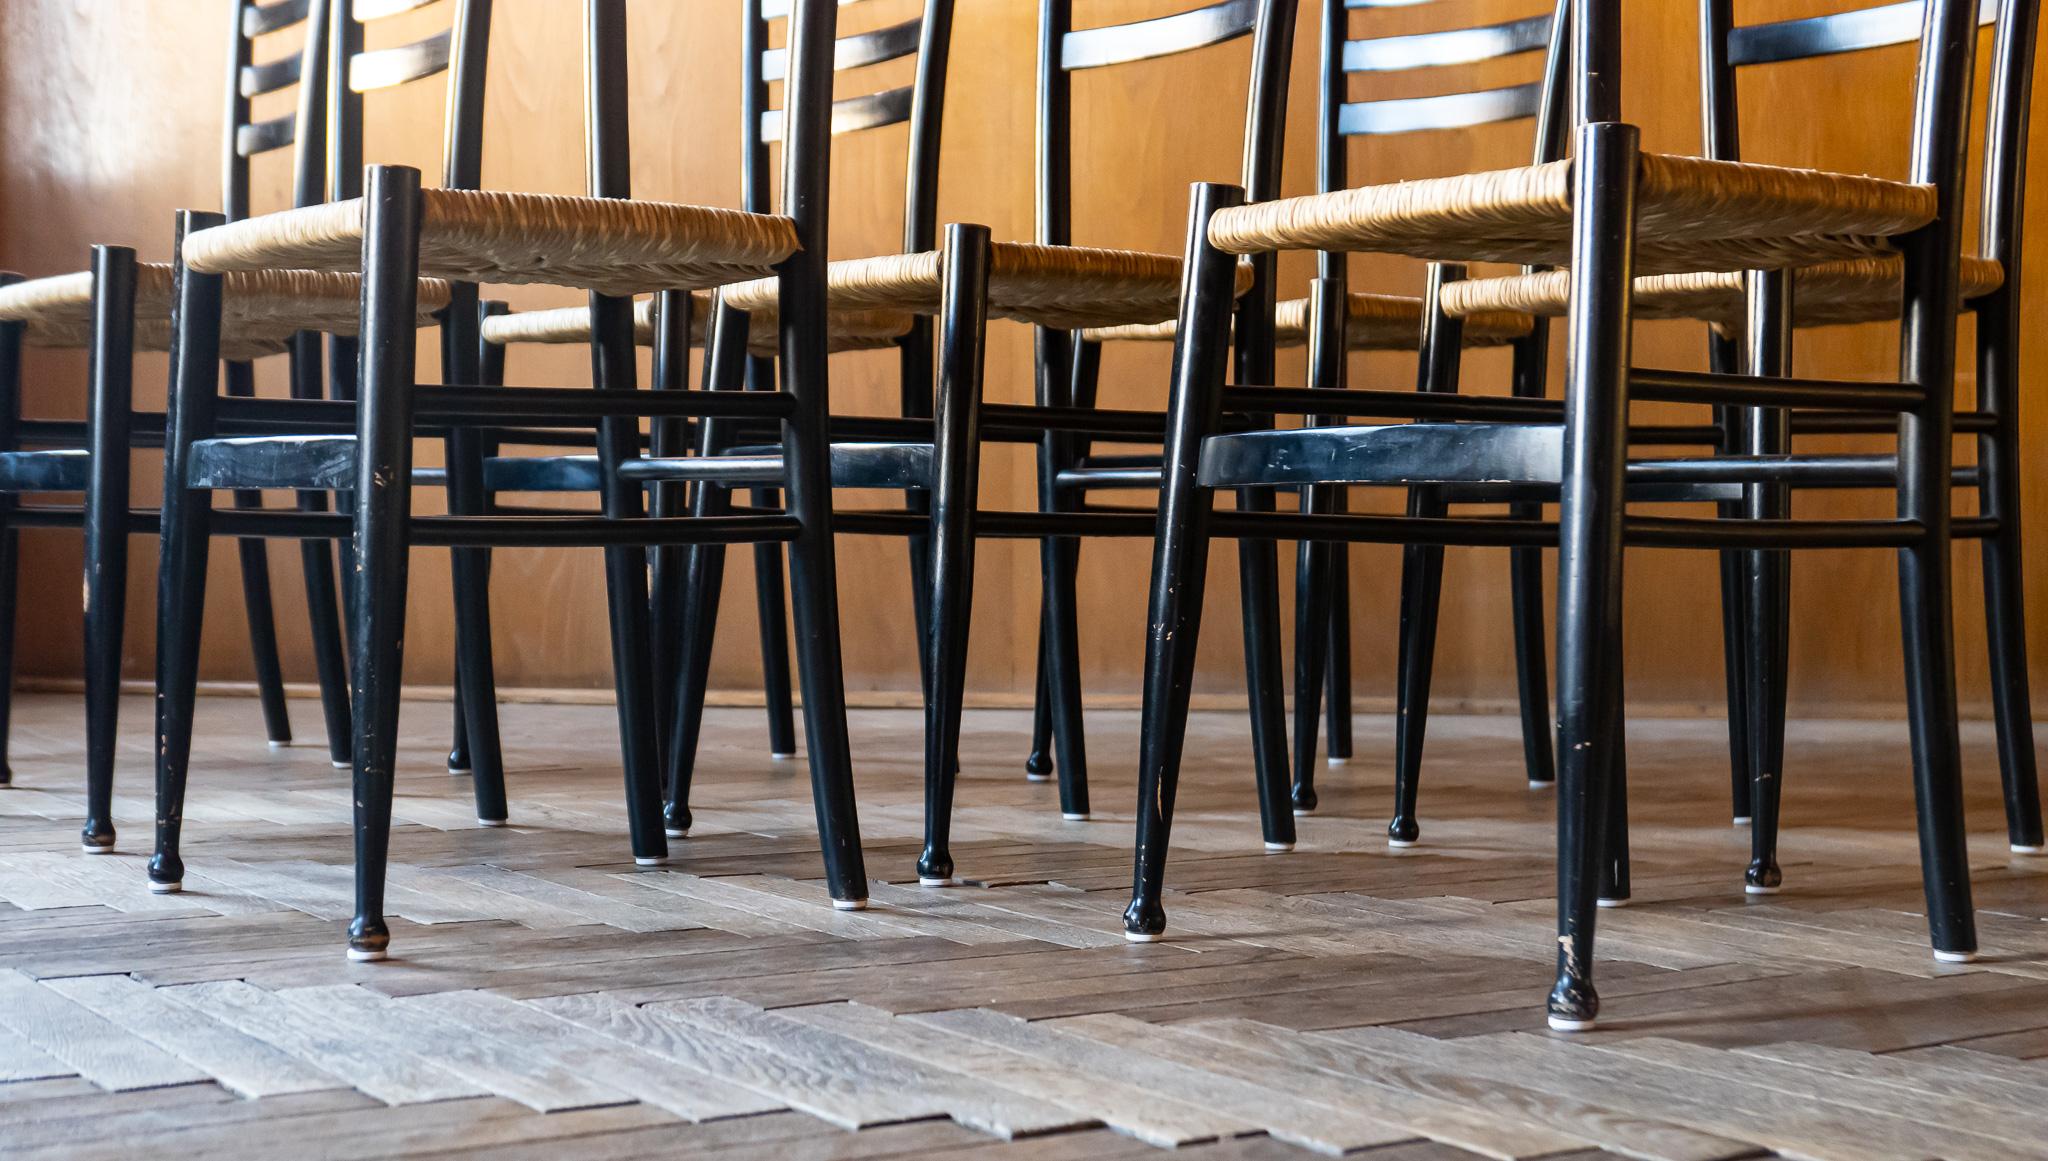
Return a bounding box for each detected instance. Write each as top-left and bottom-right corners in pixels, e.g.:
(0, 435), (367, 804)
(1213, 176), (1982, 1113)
(2, 0), (2044, 722)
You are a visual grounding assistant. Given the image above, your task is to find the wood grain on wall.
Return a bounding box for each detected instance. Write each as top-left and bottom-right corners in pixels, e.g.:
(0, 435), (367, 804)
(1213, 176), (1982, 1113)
(2, 0), (2043, 721)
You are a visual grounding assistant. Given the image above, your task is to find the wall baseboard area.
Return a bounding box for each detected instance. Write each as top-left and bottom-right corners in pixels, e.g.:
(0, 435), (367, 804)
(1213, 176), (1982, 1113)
(15, 676), (1991, 722)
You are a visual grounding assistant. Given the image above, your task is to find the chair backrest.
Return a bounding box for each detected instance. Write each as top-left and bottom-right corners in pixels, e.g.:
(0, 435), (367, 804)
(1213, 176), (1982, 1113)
(1702, 0), (2032, 273)
(225, 0), (332, 220)
(749, 0), (954, 258)
(327, 0), (493, 202)
(1319, 0), (1570, 278)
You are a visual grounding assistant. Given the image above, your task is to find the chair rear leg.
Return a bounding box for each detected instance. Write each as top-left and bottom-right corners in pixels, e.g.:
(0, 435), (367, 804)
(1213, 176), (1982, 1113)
(224, 362), (292, 748)
(81, 245), (136, 854)
(286, 334), (352, 769)
(1291, 534), (1330, 815)
(0, 524), (14, 788)
(1977, 313), (2043, 853)
(1389, 539), (1444, 847)
(1324, 544), (1354, 764)
(1024, 617), (1054, 781)
(1041, 534), (1090, 820)
(1718, 544), (1753, 821)
(747, 352), (801, 761)
(1237, 493), (1296, 852)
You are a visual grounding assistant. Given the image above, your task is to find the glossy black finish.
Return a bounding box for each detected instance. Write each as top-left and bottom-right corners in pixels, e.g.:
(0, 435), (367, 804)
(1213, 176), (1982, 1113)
(80, 247), (137, 854)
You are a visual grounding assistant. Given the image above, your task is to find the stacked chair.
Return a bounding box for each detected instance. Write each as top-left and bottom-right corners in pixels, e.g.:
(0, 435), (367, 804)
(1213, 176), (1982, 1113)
(0, 0), (362, 850)
(1124, 0), (2025, 1030)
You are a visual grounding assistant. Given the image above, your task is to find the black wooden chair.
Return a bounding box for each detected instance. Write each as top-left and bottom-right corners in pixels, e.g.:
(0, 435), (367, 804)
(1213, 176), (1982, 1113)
(0, 0), (354, 850)
(1135, 0), (1997, 1031)
(149, 0), (871, 960)
(1439, 0), (2043, 865)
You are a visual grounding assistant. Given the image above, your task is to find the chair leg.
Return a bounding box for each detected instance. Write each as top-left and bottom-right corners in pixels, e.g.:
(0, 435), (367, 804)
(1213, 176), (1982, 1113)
(1024, 616), (1054, 781)
(226, 362), (292, 748)
(1126, 182), (1242, 942)
(1743, 544), (1789, 895)
(664, 528), (727, 840)
(1548, 122), (1637, 1033)
(150, 212), (228, 898)
(1599, 686), (1631, 906)
(1324, 543), (1354, 764)
(0, 524), (14, 788)
(1290, 534), (1330, 815)
(81, 245), (136, 855)
(1509, 539), (1556, 788)
(1718, 544), (1753, 822)
(448, 671), (471, 774)
(287, 335), (353, 770)
(919, 224), (992, 887)
(1237, 492), (1296, 852)
(344, 166), (426, 962)
(1041, 533), (1090, 820)
(1977, 310), (2043, 853)
(1389, 538), (1444, 847)
(1899, 530), (1979, 961)
(746, 354), (801, 761)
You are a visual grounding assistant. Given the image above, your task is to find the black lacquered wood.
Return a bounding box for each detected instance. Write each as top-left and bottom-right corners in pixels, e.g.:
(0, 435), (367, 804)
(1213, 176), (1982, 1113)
(1729, 0), (1996, 66)
(80, 247), (137, 854)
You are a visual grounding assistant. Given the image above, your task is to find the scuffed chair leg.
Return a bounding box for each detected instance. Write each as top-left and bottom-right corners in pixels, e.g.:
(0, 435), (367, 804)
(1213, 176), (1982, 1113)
(81, 246), (137, 854)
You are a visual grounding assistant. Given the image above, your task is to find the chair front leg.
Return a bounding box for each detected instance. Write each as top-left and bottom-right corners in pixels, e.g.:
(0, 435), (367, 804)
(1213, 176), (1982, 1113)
(919, 223), (993, 887)
(81, 245), (137, 854)
(345, 166), (426, 962)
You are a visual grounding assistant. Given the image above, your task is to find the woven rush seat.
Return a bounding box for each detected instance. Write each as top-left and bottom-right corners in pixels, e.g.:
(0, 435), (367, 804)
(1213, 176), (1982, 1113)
(478, 293), (914, 356)
(1080, 290), (1532, 349)
(720, 241), (1255, 330)
(1207, 153), (1936, 276)
(181, 189), (801, 298)
(0, 264), (451, 361)
(1438, 254), (2005, 331)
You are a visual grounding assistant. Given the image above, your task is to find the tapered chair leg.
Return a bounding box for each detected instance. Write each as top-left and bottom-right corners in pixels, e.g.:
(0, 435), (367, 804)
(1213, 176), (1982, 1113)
(1025, 619), (1054, 781)
(151, 212), (229, 898)
(1509, 540), (1556, 788)
(745, 354), (802, 761)
(81, 246), (136, 855)
(448, 672), (471, 774)
(1743, 544), (1789, 895)
(1389, 539), (1445, 847)
(1324, 546), (1354, 764)
(1040, 534), (1090, 820)
(285, 334), (353, 770)
(1547, 122), (1638, 1033)
(224, 364), (293, 749)
(441, 286), (509, 828)
(1237, 494), (1296, 852)
(1718, 544), (1753, 822)
(1290, 534), (1330, 815)
(1977, 314), (2044, 853)
(344, 166), (427, 961)
(919, 225), (992, 886)
(0, 293), (22, 789)
(1899, 531), (1979, 961)
(1125, 182), (1243, 942)
(1599, 690), (1631, 906)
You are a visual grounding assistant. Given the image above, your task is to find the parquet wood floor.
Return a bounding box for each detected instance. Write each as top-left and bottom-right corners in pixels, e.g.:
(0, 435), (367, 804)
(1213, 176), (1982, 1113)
(2, 693), (2046, 1159)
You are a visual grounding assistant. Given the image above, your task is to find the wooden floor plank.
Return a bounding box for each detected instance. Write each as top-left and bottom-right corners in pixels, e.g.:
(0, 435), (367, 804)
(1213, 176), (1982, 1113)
(41, 974), (345, 1098)
(0, 969), (209, 1091)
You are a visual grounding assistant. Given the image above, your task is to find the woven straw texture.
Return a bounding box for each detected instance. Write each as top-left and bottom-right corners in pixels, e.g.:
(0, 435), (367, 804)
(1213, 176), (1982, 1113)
(721, 241), (1254, 329)
(1207, 154), (1935, 276)
(1082, 291), (1531, 350)
(1441, 254), (2004, 330)
(0, 264), (451, 360)
(182, 190), (801, 297)
(479, 293), (912, 356)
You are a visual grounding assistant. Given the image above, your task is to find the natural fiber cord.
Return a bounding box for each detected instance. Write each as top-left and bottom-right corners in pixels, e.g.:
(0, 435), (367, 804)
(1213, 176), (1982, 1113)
(1081, 291), (1531, 349)
(479, 293), (913, 356)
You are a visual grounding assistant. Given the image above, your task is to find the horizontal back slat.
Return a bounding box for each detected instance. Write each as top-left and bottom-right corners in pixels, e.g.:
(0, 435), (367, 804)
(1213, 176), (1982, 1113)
(760, 0), (872, 20)
(242, 0), (311, 38)
(760, 84), (914, 142)
(1062, 0), (1257, 71)
(350, 30), (452, 92)
(1729, 0), (1995, 66)
(1344, 12), (1550, 72)
(240, 53), (305, 98)
(1339, 81), (1542, 135)
(236, 112), (298, 156)
(355, 0), (443, 19)
(762, 16), (922, 81)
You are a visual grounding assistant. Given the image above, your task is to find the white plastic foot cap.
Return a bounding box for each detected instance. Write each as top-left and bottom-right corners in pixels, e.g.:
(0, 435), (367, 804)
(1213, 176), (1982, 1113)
(769, 751), (798, 761)
(477, 818), (508, 829)
(80, 843), (113, 855)
(268, 740), (289, 751)
(664, 827), (690, 839)
(1596, 897), (1630, 909)
(2011, 843), (2046, 855)
(148, 880), (181, 895)
(331, 760), (352, 770)
(1061, 812), (1089, 822)
(1292, 808), (1314, 817)
(1124, 930), (1164, 943)
(1934, 948), (1979, 964)
(1387, 838), (1418, 849)
(1547, 1015), (1596, 1032)
(1024, 773), (1052, 783)
(448, 767), (472, 776)
(1264, 842), (1295, 853)
(1744, 882), (1781, 896)
(1326, 757), (1347, 767)
(918, 876), (956, 887)
(832, 898), (869, 912)
(1732, 816), (1753, 826)
(1529, 780), (1553, 790)
(634, 856), (669, 867)
(346, 947), (387, 963)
